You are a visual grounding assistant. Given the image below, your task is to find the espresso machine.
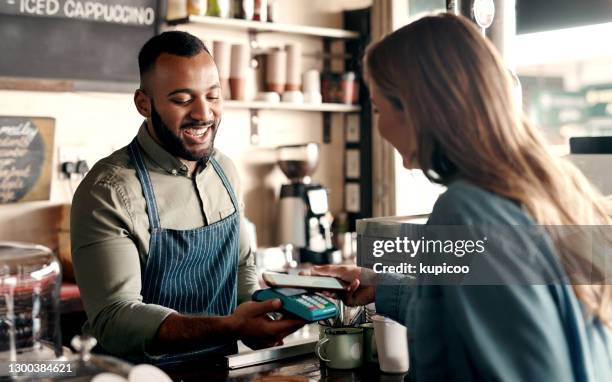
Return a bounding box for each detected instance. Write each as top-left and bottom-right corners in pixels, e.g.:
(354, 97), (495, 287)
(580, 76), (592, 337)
(276, 143), (341, 264)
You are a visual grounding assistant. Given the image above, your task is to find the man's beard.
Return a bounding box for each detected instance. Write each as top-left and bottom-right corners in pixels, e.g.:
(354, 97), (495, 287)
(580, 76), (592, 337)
(150, 103), (217, 163)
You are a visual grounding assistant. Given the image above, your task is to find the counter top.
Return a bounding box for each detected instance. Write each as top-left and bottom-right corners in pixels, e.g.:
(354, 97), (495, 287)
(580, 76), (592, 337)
(158, 324), (409, 381)
(166, 353), (409, 382)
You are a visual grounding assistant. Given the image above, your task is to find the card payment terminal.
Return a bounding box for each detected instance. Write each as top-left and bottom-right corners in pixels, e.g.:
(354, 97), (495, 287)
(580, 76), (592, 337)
(252, 288), (338, 322)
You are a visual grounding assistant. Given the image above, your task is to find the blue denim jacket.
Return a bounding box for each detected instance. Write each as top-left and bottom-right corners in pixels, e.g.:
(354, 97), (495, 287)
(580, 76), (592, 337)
(375, 181), (612, 381)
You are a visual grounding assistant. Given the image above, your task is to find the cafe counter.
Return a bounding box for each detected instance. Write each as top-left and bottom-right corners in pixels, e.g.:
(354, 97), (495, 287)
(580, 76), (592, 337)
(165, 353), (409, 382)
(160, 323), (410, 382)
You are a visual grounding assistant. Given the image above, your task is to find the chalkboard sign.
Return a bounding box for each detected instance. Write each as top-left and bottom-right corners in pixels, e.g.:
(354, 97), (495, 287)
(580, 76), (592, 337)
(0, 0), (158, 84)
(0, 116), (55, 204)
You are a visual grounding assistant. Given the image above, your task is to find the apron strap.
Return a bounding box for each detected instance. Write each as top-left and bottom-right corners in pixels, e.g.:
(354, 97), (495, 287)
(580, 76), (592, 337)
(209, 156), (240, 212)
(128, 138), (162, 230)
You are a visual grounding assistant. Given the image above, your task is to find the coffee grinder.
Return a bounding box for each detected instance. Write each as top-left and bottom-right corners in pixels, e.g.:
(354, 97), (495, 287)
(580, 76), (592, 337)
(276, 143), (341, 264)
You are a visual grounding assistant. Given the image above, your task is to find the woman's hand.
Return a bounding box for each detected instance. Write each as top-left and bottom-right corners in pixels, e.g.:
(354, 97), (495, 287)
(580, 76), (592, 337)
(307, 265), (376, 307)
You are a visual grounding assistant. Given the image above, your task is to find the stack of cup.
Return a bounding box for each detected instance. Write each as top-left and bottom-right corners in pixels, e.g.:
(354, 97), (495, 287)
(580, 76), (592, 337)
(282, 43), (303, 103)
(303, 69), (322, 104)
(372, 315), (409, 374)
(213, 41), (232, 99)
(265, 48), (287, 95)
(230, 44), (249, 100)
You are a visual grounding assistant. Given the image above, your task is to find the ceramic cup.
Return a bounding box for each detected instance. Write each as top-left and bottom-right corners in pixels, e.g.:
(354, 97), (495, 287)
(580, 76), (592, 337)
(372, 315), (409, 374)
(285, 43), (302, 91)
(315, 326), (363, 370)
(265, 48), (287, 94)
(213, 41), (232, 99)
(281, 90), (304, 103)
(303, 69), (321, 94)
(230, 44), (249, 100)
(360, 322), (378, 364)
(302, 70), (322, 104)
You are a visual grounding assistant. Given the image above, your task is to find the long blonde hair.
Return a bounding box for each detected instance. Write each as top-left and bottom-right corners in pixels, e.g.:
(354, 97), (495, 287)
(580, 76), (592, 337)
(365, 13), (611, 326)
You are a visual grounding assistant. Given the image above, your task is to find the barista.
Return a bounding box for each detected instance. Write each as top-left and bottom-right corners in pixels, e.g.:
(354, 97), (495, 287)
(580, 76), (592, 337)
(70, 31), (305, 364)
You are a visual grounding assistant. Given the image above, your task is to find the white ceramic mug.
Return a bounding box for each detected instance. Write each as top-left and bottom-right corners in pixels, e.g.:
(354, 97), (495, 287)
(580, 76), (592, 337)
(303, 69), (321, 94)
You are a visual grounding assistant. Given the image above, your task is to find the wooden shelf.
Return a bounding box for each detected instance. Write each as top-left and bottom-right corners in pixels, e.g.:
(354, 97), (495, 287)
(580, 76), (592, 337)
(224, 100), (360, 112)
(168, 15), (361, 39)
(166, 15), (362, 144)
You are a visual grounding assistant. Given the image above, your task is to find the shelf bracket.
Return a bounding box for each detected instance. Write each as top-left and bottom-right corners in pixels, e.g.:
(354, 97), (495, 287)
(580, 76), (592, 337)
(322, 38), (332, 72)
(250, 109), (260, 145)
(323, 112), (332, 144)
(322, 38), (332, 143)
(248, 29), (259, 50)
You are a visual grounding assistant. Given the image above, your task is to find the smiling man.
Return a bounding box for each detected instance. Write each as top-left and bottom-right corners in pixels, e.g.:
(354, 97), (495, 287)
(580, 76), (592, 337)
(70, 31), (304, 365)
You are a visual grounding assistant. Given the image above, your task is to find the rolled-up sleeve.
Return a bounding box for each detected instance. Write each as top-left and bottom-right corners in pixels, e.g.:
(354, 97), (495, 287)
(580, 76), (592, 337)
(71, 170), (175, 356)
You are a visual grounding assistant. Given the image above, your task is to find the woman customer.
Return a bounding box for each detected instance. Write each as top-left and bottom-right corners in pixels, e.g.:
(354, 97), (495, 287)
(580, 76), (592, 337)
(312, 13), (611, 381)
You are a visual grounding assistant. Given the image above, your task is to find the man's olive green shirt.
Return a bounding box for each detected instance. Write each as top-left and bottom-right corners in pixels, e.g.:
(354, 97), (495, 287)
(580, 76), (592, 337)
(70, 124), (258, 357)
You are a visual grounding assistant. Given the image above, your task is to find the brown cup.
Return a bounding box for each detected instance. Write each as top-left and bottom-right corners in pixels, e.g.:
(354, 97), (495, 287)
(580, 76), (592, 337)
(230, 44), (249, 100)
(266, 83), (285, 94)
(213, 41), (231, 79)
(230, 78), (246, 100)
(213, 41), (232, 99)
(266, 48), (286, 94)
(285, 43), (302, 91)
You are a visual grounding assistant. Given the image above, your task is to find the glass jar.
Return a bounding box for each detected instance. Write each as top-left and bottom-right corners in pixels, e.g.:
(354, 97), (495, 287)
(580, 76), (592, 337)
(188, 0), (207, 16)
(232, 0), (254, 20)
(267, 0), (278, 22)
(253, 0), (267, 22)
(166, 0), (188, 20)
(0, 242), (62, 362)
(207, 0), (231, 17)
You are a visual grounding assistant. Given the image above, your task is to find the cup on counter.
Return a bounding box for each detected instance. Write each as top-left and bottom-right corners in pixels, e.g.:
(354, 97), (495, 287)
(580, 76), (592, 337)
(360, 322), (378, 364)
(316, 326), (363, 370)
(372, 315), (409, 374)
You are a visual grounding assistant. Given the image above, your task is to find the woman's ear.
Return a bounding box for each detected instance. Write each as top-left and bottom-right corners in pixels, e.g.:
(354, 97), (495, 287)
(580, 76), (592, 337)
(134, 89), (151, 118)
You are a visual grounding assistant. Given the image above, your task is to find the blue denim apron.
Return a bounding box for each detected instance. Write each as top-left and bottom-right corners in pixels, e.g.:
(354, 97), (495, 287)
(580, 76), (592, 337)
(128, 139), (239, 366)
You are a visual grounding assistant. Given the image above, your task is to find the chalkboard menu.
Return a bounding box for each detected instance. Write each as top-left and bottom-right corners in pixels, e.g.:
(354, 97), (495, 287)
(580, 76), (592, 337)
(0, 116), (55, 204)
(0, 0), (158, 85)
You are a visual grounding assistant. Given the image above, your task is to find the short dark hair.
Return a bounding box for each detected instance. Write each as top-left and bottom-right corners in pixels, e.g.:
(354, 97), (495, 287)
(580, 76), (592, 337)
(138, 31), (210, 80)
